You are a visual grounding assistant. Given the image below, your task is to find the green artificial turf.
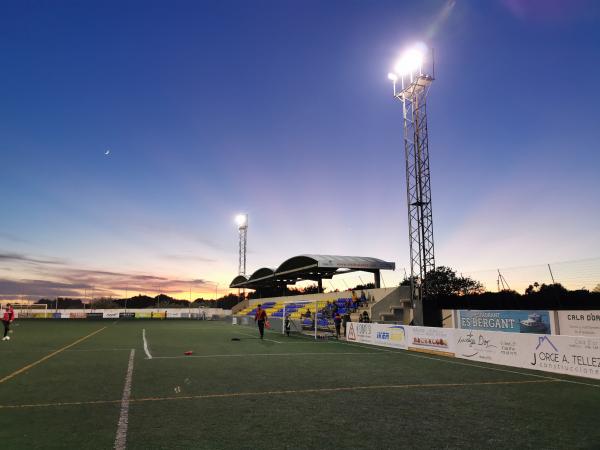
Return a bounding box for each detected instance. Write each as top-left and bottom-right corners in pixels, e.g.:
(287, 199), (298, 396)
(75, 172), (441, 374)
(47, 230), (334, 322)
(0, 320), (599, 449)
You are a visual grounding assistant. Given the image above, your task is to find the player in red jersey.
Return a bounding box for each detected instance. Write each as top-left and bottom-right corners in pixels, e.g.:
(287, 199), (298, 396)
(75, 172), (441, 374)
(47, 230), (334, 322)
(2, 303), (15, 341)
(254, 304), (268, 339)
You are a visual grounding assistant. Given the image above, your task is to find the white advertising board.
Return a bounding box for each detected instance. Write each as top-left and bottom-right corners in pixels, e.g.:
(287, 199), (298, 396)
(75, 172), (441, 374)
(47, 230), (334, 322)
(455, 328), (524, 367)
(521, 334), (600, 380)
(103, 311), (120, 319)
(556, 311), (600, 337)
(406, 326), (456, 356)
(455, 329), (600, 380)
(346, 322), (374, 345)
(167, 311), (182, 318)
(345, 323), (413, 351)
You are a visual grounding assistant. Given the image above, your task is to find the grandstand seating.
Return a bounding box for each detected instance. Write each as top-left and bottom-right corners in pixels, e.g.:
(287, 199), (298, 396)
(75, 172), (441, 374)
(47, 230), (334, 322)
(235, 296), (363, 330)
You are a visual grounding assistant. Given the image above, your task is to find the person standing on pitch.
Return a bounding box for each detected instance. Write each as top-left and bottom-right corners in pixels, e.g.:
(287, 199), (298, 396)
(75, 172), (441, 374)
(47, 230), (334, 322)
(284, 313), (291, 337)
(2, 303), (15, 341)
(333, 312), (342, 339)
(254, 304), (268, 339)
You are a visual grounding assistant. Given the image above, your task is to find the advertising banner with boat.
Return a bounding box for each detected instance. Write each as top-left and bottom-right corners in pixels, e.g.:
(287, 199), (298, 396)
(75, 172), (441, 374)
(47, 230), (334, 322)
(457, 310), (553, 334)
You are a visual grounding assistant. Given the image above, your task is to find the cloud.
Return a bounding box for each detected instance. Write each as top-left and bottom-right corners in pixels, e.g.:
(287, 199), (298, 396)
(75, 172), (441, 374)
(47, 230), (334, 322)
(500, 0), (589, 22)
(162, 254), (216, 263)
(0, 249), (220, 300)
(0, 278), (90, 298)
(0, 252), (64, 265)
(0, 269), (217, 301)
(0, 232), (30, 244)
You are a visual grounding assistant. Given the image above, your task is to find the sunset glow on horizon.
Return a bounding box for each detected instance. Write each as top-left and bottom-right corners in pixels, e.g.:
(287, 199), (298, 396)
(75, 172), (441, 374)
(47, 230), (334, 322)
(1, 0), (599, 301)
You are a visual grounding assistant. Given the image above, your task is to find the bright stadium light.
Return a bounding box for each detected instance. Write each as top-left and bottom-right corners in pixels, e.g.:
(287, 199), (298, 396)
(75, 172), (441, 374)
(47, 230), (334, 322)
(235, 214), (247, 228)
(394, 42), (427, 76)
(387, 72), (398, 82)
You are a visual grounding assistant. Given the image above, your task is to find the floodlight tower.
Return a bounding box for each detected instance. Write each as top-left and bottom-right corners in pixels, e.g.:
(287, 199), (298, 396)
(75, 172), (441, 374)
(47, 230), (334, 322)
(235, 214), (248, 276)
(388, 43), (436, 326)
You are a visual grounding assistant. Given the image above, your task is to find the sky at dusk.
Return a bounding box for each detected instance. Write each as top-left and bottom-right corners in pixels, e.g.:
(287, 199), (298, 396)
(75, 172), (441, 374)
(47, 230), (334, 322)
(1, 0), (599, 300)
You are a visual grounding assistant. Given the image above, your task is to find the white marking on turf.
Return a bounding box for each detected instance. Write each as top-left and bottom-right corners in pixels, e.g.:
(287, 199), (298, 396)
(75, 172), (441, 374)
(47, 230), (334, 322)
(0, 327), (107, 384)
(66, 348), (132, 353)
(142, 329), (152, 359)
(235, 330), (282, 344)
(0, 379), (558, 410)
(151, 351), (382, 360)
(114, 349), (135, 450)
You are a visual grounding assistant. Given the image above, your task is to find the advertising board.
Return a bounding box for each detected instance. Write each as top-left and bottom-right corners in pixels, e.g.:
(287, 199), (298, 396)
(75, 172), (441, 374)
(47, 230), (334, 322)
(103, 311), (120, 319)
(406, 326), (456, 356)
(556, 311), (600, 337)
(86, 312), (103, 320)
(522, 334), (600, 380)
(455, 328), (524, 366)
(345, 323), (408, 351)
(119, 312), (135, 319)
(458, 310), (552, 334)
(345, 322), (374, 345)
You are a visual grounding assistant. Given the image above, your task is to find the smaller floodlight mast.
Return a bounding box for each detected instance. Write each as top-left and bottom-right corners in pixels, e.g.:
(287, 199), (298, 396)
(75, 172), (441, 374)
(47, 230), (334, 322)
(388, 43), (436, 326)
(236, 214), (248, 276)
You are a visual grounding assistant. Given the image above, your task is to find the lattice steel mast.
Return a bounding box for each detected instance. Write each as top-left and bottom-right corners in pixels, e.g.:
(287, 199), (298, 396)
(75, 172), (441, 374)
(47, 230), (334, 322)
(236, 214), (248, 276)
(389, 45), (436, 325)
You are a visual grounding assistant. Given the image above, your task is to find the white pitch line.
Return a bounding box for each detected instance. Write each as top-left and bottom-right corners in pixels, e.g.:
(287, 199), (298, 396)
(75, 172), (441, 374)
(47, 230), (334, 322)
(151, 351), (383, 360)
(337, 340), (600, 388)
(142, 329), (152, 360)
(114, 349), (135, 450)
(235, 330), (282, 344)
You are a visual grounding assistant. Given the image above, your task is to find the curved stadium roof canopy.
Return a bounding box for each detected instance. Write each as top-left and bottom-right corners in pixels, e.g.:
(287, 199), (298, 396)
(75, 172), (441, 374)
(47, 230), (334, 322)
(229, 254), (395, 291)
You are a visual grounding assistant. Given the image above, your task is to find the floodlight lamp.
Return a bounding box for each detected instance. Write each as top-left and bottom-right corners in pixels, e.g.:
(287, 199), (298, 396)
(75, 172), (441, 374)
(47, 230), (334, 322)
(394, 43), (427, 76)
(387, 72), (398, 82)
(235, 214), (247, 227)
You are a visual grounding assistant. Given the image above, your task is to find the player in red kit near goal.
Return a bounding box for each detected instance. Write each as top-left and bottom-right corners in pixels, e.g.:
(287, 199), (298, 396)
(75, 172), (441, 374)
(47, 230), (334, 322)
(254, 304), (268, 339)
(2, 304), (15, 341)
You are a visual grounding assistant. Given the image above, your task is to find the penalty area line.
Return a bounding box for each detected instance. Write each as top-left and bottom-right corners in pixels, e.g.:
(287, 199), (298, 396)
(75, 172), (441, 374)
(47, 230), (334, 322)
(151, 351), (384, 360)
(0, 379), (556, 409)
(0, 327), (107, 384)
(142, 328), (152, 359)
(114, 349), (135, 450)
(235, 330), (282, 344)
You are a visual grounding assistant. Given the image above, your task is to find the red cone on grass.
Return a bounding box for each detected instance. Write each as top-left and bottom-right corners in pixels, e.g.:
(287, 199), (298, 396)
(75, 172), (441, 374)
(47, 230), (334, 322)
(184, 351), (193, 355)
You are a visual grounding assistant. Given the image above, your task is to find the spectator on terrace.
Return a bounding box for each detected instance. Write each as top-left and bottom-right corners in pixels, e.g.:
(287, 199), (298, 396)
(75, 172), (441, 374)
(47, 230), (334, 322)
(342, 312), (351, 334)
(362, 311), (370, 323)
(358, 314), (364, 323)
(359, 290), (367, 306)
(304, 308), (311, 318)
(351, 290), (358, 305)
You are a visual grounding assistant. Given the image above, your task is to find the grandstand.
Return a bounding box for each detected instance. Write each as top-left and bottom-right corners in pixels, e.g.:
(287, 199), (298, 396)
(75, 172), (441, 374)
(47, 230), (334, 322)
(231, 254), (401, 336)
